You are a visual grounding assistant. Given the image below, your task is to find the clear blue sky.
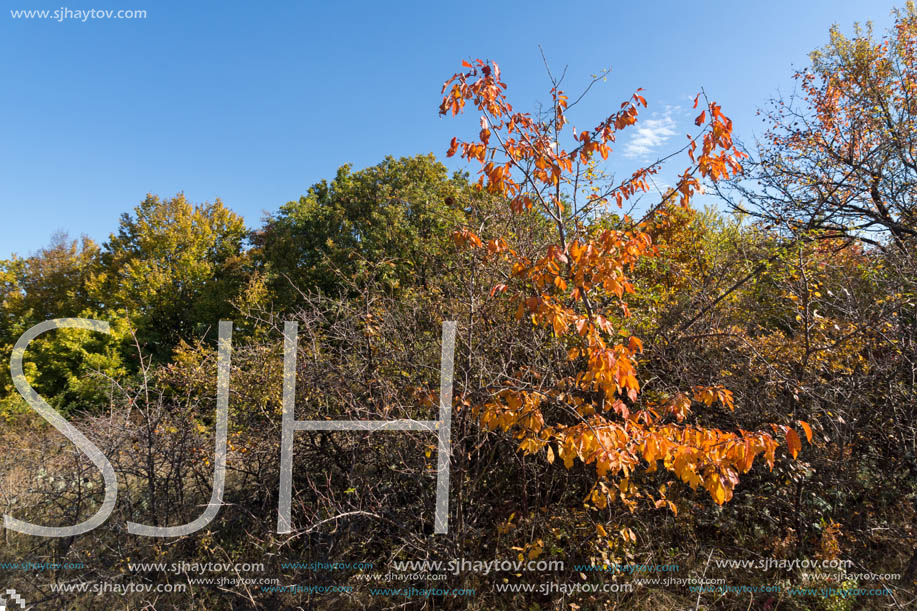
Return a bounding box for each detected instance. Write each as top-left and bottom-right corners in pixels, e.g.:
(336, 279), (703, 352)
(0, 0), (903, 258)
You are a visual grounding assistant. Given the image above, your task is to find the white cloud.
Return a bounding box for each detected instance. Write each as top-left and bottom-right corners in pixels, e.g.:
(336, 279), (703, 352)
(622, 106), (679, 160)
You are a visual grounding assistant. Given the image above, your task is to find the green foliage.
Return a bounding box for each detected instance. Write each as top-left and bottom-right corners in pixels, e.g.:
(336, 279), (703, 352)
(0, 234), (125, 417)
(252, 154), (471, 305)
(0, 310), (132, 417)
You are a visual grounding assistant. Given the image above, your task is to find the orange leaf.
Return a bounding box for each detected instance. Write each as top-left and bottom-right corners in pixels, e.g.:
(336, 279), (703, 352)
(489, 284), (508, 297)
(785, 428), (801, 459)
(797, 420), (813, 443)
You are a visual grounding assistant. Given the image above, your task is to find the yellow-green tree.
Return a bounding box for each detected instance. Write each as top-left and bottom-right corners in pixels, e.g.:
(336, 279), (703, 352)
(88, 193), (249, 360)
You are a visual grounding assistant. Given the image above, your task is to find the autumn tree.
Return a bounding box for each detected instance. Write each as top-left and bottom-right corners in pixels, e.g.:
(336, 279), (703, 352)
(440, 58), (807, 517)
(89, 193), (249, 360)
(714, 7), (917, 575)
(722, 3), (917, 252)
(4, 233), (99, 319)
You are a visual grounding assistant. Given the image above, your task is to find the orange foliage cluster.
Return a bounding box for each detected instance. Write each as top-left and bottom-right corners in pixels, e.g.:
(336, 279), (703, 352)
(441, 59), (809, 512)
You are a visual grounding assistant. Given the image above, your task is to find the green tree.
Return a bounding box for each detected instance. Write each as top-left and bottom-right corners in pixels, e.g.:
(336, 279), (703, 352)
(252, 154), (472, 306)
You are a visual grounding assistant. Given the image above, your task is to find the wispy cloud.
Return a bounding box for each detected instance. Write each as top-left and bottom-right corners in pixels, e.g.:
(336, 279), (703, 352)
(622, 105), (679, 160)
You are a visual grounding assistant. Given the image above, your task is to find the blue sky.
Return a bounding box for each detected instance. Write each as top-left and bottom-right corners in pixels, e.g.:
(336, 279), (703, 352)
(0, 0), (903, 258)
